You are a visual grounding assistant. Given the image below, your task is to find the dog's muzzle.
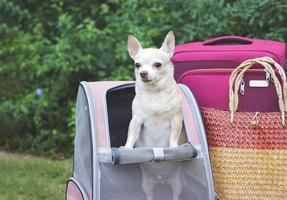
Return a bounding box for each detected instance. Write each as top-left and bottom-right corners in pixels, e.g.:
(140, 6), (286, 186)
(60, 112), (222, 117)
(140, 71), (152, 82)
(140, 71), (148, 78)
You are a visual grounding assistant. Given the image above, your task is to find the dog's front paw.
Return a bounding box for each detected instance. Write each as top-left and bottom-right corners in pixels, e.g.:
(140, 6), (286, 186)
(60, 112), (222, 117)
(169, 142), (179, 148)
(122, 145), (133, 149)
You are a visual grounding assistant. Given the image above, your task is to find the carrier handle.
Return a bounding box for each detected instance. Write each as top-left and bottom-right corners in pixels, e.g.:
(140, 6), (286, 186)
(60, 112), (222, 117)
(203, 36), (253, 45)
(110, 143), (198, 165)
(229, 57), (287, 126)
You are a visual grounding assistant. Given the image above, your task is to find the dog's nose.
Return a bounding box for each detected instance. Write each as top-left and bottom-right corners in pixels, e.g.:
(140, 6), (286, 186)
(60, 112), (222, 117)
(140, 71), (148, 78)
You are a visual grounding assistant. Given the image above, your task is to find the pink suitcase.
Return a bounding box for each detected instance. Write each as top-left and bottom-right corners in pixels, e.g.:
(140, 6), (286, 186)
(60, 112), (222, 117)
(172, 36), (287, 81)
(178, 68), (280, 112)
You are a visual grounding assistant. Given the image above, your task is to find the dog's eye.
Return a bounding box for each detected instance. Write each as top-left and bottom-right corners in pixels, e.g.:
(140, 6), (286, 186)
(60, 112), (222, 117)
(153, 62), (162, 68)
(134, 63), (141, 68)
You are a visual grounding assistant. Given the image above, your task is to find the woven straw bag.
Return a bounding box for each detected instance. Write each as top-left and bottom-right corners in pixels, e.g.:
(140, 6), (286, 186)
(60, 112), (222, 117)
(201, 57), (287, 200)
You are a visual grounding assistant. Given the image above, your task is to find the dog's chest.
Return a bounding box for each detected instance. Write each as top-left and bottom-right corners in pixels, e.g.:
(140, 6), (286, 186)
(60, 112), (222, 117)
(134, 91), (181, 147)
(134, 91), (180, 118)
(136, 116), (170, 147)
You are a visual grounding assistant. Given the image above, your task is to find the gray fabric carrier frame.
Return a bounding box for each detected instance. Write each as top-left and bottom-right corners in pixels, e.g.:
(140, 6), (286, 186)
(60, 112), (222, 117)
(68, 81), (216, 200)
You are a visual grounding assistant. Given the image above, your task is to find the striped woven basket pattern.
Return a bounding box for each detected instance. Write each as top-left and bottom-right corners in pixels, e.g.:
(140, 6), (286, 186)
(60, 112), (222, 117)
(201, 57), (287, 200)
(201, 108), (287, 199)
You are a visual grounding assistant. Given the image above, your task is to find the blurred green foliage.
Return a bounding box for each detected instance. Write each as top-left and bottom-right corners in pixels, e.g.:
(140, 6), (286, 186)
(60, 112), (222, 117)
(0, 0), (286, 156)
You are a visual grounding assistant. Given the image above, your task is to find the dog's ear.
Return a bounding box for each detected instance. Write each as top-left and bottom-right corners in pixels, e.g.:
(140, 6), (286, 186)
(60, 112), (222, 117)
(127, 35), (142, 59)
(160, 31), (175, 57)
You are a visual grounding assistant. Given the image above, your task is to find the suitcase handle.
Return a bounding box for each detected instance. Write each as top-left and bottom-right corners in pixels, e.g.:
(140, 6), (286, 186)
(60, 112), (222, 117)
(203, 36), (253, 45)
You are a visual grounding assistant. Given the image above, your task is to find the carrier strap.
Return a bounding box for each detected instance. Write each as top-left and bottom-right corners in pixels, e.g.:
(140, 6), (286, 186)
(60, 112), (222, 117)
(153, 148), (165, 162)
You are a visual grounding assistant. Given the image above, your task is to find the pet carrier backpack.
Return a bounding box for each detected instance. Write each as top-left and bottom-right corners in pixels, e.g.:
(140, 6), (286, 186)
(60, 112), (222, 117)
(65, 81), (217, 200)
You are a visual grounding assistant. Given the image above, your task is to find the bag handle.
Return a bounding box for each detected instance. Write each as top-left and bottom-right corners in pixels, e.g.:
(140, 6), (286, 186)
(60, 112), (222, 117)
(203, 36), (253, 45)
(229, 57), (287, 126)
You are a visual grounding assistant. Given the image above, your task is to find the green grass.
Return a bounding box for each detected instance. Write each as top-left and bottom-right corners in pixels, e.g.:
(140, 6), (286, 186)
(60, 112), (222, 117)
(0, 151), (72, 200)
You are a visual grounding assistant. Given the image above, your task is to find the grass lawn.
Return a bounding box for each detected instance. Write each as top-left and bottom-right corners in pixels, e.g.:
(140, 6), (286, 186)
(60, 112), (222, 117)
(0, 151), (72, 200)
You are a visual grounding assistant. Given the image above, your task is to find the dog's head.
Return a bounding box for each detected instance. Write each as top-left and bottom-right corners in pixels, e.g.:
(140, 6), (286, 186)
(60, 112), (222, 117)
(127, 31), (175, 85)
